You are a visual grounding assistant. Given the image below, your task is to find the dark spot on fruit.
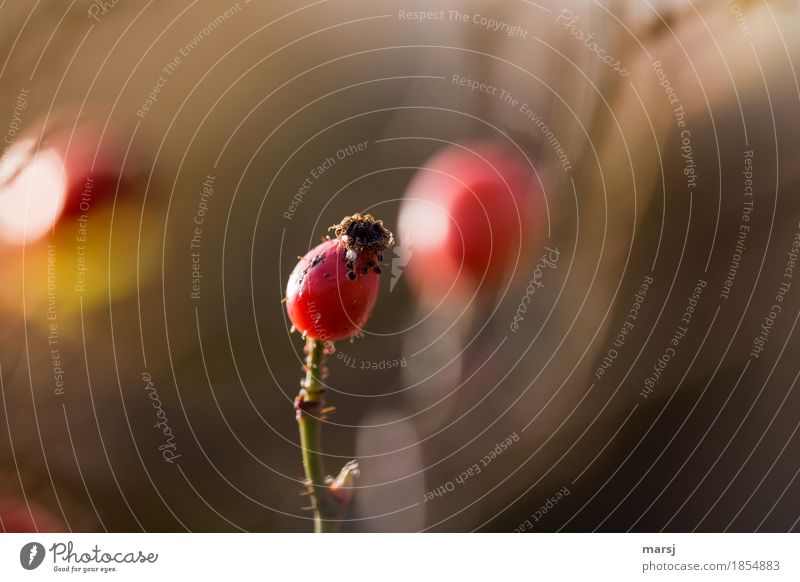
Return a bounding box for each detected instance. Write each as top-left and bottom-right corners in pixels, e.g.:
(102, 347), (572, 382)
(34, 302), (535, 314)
(373, 266), (382, 275)
(361, 265), (368, 275)
(309, 254), (325, 268)
(347, 271), (357, 281)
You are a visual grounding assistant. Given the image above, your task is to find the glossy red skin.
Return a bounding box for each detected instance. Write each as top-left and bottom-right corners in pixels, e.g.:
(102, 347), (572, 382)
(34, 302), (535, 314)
(398, 141), (535, 299)
(286, 238), (381, 342)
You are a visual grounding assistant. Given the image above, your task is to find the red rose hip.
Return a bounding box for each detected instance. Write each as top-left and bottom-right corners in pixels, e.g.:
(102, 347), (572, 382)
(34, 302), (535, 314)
(286, 213), (394, 342)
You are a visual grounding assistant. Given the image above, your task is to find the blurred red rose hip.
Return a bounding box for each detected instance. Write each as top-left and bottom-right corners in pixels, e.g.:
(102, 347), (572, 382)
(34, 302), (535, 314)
(0, 497), (63, 532)
(0, 115), (139, 246)
(286, 214), (394, 342)
(398, 140), (539, 300)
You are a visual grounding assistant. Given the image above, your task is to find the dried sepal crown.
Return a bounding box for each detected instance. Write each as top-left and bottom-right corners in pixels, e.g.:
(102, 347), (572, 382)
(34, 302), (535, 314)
(331, 213), (395, 261)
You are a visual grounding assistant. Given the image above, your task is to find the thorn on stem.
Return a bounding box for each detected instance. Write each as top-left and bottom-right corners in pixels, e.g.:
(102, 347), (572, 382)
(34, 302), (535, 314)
(328, 460), (360, 506)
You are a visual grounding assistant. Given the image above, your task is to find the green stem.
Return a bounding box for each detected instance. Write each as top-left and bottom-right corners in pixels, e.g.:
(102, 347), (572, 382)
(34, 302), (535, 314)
(296, 337), (337, 533)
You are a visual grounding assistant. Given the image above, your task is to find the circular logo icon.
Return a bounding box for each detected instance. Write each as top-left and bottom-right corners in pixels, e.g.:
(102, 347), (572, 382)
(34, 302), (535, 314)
(19, 542), (46, 570)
